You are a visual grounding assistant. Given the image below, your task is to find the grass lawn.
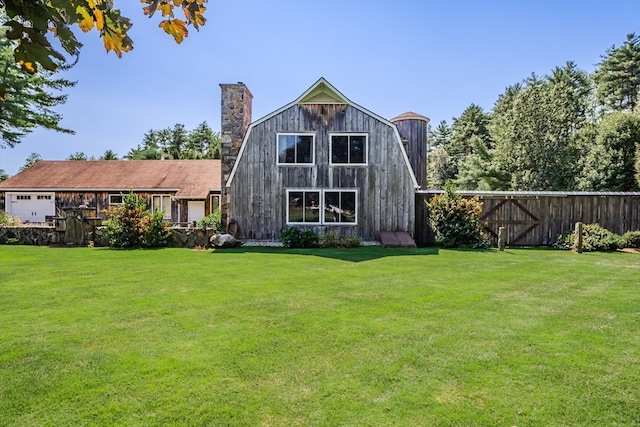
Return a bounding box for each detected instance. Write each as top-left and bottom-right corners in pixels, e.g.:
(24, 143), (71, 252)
(0, 245), (638, 426)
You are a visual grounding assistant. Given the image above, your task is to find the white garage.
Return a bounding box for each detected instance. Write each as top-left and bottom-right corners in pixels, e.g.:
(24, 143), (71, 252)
(6, 192), (56, 223)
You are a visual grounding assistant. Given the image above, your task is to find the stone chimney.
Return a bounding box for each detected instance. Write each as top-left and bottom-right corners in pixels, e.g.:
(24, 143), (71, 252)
(220, 82), (253, 222)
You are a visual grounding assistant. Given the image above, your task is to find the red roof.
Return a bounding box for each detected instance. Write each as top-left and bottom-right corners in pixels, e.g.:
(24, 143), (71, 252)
(0, 160), (221, 199)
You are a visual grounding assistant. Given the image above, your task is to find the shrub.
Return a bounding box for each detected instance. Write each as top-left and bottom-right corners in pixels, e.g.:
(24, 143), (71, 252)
(554, 223), (625, 252)
(622, 230), (640, 248)
(196, 209), (222, 233)
(427, 183), (490, 248)
(319, 231), (361, 248)
(280, 227), (319, 248)
(0, 211), (21, 226)
(101, 191), (171, 248)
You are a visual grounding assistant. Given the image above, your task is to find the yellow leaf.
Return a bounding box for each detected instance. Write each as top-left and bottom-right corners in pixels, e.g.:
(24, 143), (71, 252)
(159, 3), (173, 17)
(159, 19), (187, 43)
(94, 9), (104, 31)
(19, 60), (36, 74)
(76, 6), (95, 32)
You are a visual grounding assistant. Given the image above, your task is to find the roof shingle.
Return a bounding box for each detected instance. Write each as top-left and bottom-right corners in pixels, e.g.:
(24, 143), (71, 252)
(0, 160), (221, 199)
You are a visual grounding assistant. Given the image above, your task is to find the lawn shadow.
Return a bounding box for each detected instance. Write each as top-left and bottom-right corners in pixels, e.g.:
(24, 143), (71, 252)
(211, 245), (439, 262)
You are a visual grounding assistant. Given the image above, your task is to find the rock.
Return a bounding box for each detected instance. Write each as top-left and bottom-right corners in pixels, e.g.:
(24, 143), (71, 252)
(211, 233), (243, 248)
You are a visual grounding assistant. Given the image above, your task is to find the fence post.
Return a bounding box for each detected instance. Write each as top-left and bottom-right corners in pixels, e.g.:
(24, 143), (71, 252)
(574, 222), (583, 253)
(498, 227), (506, 251)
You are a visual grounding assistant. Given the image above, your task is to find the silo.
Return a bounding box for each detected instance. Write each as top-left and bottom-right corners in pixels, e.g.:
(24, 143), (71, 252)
(390, 111), (430, 189)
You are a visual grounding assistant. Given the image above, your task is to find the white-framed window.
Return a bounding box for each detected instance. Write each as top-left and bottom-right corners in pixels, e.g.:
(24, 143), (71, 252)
(37, 195), (52, 200)
(330, 133), (367, 165)
(16, 195), (31, 200)
(109, 194), (124, 205)
(287, 190), (321, 224)
(277, 133), (315, 165)
(152, 195), (172, 219)
(210, 194), (221, 212)
(323, 190), (357, 224)
(286, 189), (357, 225)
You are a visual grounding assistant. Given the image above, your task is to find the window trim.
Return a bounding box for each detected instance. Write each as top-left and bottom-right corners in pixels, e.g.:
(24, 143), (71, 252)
(285, 189), (321, 225)
(286, 188), (358, 226)
(329, 133), (368, 166)
(152, 194), (172, 220)
(277, 133), (316, 166)
(322, 189), (358, 225)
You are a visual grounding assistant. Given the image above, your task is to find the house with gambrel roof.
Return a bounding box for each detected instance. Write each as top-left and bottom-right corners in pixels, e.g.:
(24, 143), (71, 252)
(220, 78), (429, 242)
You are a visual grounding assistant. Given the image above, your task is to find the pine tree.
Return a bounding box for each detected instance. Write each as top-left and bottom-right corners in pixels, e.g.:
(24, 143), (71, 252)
(594, 33), (640, 112)
(0, 26), (75, 148)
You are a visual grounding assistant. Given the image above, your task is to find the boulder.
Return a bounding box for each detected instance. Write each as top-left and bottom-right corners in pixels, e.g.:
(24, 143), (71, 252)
(211, 233), (243, 248)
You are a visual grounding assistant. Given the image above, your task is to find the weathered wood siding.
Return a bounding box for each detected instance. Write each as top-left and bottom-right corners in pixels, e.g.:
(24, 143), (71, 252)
(416, 192), (640, 246)
(228, 104), (416, 240)
(393, 119), (428, 188)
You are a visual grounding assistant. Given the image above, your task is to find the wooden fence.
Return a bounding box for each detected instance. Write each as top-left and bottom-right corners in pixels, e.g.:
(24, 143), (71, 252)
(415, 191), (640, 247)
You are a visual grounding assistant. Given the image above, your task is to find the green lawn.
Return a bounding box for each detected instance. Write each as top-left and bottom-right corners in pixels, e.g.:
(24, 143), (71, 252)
(0, 245), (638, 426)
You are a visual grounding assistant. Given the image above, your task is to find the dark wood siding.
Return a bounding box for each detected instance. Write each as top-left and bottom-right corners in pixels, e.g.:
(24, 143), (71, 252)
(416, 192), (640, 246)
(394, 119), (428, 189)
(228, 104), (416, 240)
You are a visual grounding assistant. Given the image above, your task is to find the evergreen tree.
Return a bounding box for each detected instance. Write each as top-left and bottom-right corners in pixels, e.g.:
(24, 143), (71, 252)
(67, 151), (89, 160)
(0, 24), (75, 148)
(19, 152), (42, 172)
(0, 168), (8, 182)
(99, 149), (119, 160)
(594, 33), (640, 112)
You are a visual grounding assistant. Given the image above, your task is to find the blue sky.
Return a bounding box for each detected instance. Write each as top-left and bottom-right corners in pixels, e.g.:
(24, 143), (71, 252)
(1, 0), (639, 175)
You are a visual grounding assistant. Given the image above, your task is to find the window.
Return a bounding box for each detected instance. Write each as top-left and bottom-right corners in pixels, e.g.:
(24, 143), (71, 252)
(287, 191), (321, 224)
(152, 195), (172, 219)
(109, 194), (124, 205)
(324, 191), (357, 224)
(277, 133), (314, 165)
(37, 195), (52, 200)
(330, 134), (367, 165)
(210, 195), (221, 212)
(16, 195), (31, 200)
(286, 189), (357, 225)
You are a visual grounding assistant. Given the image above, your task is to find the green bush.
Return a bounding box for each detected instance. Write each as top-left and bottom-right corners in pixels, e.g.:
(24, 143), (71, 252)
(319, 231), (361, 248)
(0, 211), (21, 226)
(196, 209), (222, 233)
(280, 227), (319, 248)
(622, 230), (640, 248)
(101, 192), (171, 248)
(427, 184), (490, 248)
(554, 223), (625, 252)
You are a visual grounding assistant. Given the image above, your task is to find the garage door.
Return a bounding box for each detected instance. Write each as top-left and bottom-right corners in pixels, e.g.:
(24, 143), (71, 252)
(8, 193), (55, 222)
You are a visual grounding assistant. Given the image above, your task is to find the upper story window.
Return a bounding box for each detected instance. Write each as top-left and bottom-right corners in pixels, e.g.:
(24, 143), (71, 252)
(330, 134), (367, 165)
(277, 133), (314, 165)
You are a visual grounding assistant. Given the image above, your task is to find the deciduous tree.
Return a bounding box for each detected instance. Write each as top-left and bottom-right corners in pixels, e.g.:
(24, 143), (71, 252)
(0, 0), (208, 73)
(577, 111), (640, 191)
